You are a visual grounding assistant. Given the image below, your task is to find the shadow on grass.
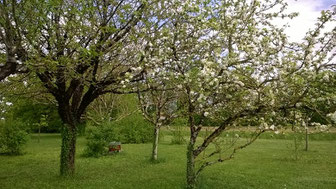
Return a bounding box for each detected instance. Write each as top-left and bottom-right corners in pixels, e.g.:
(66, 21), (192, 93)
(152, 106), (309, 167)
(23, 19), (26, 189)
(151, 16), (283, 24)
(0, 151), (25, 156)
(148, 157), (167, 164)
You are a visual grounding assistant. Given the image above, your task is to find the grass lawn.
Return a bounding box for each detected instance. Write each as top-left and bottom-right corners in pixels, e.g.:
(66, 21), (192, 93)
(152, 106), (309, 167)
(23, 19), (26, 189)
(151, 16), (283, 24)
(0, 134), (335, 189)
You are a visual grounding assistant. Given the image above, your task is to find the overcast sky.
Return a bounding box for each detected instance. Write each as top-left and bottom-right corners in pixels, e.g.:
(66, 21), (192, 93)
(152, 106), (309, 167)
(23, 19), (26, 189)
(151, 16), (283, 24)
(280, 0), (335, 42)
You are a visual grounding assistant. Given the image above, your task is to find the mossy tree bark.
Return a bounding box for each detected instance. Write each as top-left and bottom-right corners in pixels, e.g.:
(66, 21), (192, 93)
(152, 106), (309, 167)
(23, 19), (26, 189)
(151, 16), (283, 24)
(186, 139), (197, 189)
(57, 102), (81, 176)
(60, 123), (77, 176)
(54, 88), (96, 176)
(185, 89), (199, 189)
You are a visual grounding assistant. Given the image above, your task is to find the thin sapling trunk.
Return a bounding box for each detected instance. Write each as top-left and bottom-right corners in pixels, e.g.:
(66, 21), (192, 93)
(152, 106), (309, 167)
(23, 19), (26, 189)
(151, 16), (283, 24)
(152, 125), (160, 161)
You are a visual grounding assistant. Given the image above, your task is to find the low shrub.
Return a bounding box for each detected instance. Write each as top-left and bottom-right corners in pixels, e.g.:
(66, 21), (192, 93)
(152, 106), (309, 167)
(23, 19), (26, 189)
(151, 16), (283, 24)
(83, 114), (153, 157)
(0, 121), (29, 155)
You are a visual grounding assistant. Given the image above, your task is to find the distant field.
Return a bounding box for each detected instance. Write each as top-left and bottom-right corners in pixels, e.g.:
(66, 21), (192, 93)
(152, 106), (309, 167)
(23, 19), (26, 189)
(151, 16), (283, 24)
(0, 133), (335, 189)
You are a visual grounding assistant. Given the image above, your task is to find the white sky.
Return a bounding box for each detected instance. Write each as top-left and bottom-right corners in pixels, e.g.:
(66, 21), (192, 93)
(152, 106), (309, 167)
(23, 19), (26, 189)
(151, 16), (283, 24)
(279, 0), (335, 42)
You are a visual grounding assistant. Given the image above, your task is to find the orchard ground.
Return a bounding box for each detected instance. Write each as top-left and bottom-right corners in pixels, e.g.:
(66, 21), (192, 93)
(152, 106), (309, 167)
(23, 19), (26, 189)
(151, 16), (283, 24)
(0, 131), (335, 189)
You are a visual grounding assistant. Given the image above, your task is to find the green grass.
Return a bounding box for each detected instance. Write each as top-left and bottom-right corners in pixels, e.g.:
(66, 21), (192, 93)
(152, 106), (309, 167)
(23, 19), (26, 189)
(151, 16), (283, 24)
(0, 134), (335, 189)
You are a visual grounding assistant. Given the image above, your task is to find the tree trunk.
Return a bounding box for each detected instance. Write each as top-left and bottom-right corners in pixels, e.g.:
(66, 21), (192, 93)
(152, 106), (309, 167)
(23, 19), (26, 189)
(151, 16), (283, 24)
(38, 126), (41, 143)
(186, 140), (197, 189)
(60, 123), (77, 176)
(305, 127), (308, 151)
(151, 126), (160, 161)
(186, 95), (197, 189)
